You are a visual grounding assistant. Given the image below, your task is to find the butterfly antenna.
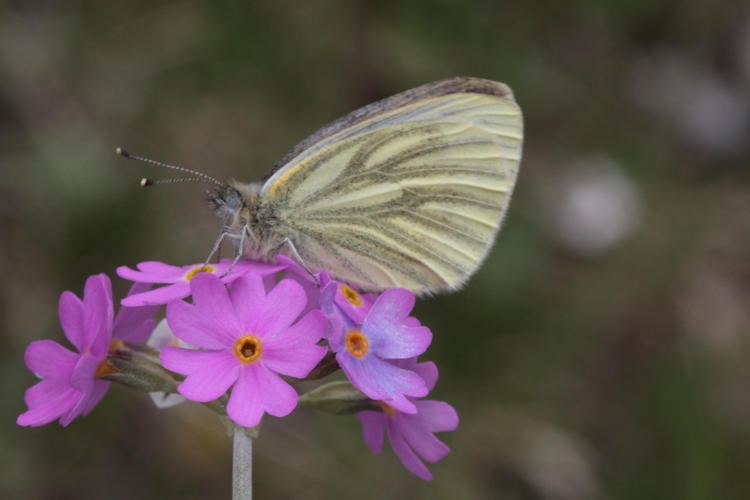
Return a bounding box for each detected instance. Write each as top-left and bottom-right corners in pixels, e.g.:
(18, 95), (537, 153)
(116, 147), (224, 187)
(139, 177), (216, 187)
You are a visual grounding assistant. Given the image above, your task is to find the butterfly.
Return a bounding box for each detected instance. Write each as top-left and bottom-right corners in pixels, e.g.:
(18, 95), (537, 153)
(122, 77), (523, 295)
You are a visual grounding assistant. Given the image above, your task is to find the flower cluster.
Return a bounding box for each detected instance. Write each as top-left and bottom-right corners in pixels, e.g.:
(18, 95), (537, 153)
(17, 257), (458, 480)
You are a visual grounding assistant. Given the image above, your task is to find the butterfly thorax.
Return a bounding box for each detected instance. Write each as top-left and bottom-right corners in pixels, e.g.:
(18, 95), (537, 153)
(208, 181), (284, 261)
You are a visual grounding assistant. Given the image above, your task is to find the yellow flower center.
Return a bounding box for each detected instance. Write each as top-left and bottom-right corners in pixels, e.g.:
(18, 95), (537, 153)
(377, 401), (396, 417)
(185, 264), (216, 281)
(345, 329), (368, 358)
(340, 285), (362, 306)
(234, 335), (262, 364)
(94, 339), (126, 379)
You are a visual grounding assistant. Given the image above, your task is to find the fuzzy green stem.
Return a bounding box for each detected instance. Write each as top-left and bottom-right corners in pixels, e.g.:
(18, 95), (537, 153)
(232, 426), (253, 500)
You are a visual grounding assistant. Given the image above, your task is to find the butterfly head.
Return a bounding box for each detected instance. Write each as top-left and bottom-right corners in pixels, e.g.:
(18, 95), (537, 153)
(208, 181), (267, 256)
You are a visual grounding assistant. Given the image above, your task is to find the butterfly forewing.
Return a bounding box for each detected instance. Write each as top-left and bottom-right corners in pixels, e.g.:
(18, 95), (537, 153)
(260, 78), (523, 294)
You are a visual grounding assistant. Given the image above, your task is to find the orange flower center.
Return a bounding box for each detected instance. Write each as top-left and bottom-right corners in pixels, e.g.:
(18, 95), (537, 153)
(340, 285), (362, 306)
(377, 401), (396, 417)
(185, 264), (216, 281)
(345, 329), (368, 358)
(234, 335), (262, 364)
(94, 339), (126, 379)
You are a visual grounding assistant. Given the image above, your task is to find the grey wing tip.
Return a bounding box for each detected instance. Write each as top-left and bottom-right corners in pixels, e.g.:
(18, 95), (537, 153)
(422, 77), (516, 101)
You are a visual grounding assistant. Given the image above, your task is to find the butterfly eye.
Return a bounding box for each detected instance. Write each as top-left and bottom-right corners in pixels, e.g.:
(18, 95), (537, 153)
(208, 187), (243, 222)
(223, 189), (242, 210)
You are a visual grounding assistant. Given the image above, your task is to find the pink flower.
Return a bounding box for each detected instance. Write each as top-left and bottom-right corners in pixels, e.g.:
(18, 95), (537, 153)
(117, 258), (285, 307)
(321, 283), (432, 414)
(17, 274), (157, 427)
(357, 359), (458, 480)
(160, 272), (328, 427)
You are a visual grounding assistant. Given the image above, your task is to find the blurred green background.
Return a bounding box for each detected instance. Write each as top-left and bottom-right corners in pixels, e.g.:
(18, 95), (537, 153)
(3, 1), (750, 498)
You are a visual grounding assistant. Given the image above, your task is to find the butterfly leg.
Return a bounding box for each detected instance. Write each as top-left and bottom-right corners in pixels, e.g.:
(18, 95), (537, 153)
(280, 237), (319, 287)
(204, 228), (229, 270)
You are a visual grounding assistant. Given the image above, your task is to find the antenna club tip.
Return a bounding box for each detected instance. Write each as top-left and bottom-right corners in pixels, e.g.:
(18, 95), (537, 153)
(115, 147), (129, 157)
(140, 177), (154, 187)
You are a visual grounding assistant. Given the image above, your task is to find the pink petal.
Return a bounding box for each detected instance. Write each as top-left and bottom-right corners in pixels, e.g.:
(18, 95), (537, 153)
(225, 366), (264, 427)
(70, 352), (100, 393)
(17, 380), (81, 427)
(24, 340), (77, 379)
(166, 300), (233, 349)
(82, 274), (113, 357)
(120, 282), (191, 307)
(227, 364), (298, 426)
(189, 274), (242, 337)
(117, 318), (156, 344)
(81, 379), (111, 416)
(116, 262), (185, 283)
(59, 291), (84, 352)
(261, 311), (328, 378)
(229, 273), (267, 329)
(224, 259), (286, 280)
(22, 376), (75, 410)
(248, 279), (307, 337)
(162, 348), (240, 402)
(357, 411), (385, 453)
(387, 421), (432, 480)
(113, 283), (159, 339)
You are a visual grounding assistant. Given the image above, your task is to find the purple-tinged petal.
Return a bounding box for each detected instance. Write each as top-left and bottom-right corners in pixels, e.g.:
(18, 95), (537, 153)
(333, 285), (371, 325)
(325, 314), (345, 351)
(413, 361), (438, 392)
(58, 291), (84, 352)
(162, 348), (240, 402)
(229, 273), (267, 329)
(414, 400), (459, 433)
(17, 379), (81, 427)
(113, 282), (159, 340)
(338, 354), (426, 413)
(166, 300), (232, 349)
(189, 274), (242, 337)
(82, 274), (113, 357)
(117, 262), (185, 283)
(121, 282), (191, 307)
(248, 279), (307, 336)
(391, 359), (439, 393)
(386, 422), (433, 480)
(368, 289), (415, 328)
(117, 318), (156, 344)
(369, 325), (432, 360)
(397, 414), (451, 463)
(24, 340), (77, 379)
(357, 411), (385, 453)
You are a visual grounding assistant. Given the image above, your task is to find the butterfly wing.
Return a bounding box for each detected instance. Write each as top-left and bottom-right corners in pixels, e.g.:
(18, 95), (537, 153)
(261, 77), (523, 294)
